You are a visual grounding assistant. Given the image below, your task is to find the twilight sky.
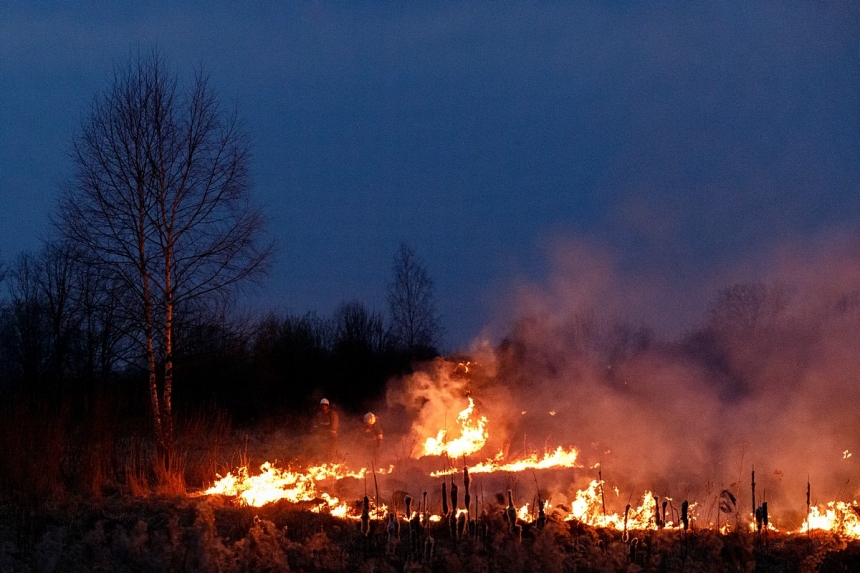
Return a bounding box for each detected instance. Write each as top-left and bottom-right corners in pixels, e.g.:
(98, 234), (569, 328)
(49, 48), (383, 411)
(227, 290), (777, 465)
(0, 2), (857, 350)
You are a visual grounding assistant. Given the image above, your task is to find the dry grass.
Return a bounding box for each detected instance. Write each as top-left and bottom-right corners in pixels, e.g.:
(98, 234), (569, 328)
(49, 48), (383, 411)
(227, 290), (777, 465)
(0, 391), (234, 506)
(1, 494), (859, 572)
(0, 400), (74, 506)
(176, 406), (233, 489)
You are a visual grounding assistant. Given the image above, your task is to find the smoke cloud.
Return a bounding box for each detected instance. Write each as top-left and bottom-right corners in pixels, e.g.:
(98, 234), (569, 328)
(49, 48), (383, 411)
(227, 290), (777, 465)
(388, 233), (860, 525)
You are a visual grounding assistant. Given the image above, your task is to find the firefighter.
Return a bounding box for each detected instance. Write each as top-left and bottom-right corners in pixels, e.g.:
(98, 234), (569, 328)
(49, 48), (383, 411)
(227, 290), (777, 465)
(363, 412), (383, 460)
(313, 398), (339, 461)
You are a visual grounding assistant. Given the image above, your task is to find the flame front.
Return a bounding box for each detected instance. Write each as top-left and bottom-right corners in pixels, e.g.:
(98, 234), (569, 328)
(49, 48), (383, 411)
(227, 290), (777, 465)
(803, 501), (860, 537)
(202, 384), (860, 540)
(204, 462), (860, 538)
(564, 481), (689, 531)
(205, 461), (389, 519)
(205, 462), (321, 507)
(421, 397), (488, 458)
(430, 446), (580, 477)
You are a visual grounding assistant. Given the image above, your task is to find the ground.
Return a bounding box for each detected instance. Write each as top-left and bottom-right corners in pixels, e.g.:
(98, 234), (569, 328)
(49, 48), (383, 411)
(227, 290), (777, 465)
(1, 494), (858, 572)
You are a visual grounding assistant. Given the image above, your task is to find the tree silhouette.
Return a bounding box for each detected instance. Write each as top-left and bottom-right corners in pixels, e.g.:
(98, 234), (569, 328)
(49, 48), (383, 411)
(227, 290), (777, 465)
(55, 50), (271, 468)
(331, 300), (391, 406)
(4, 252), (49, 387)
(387, 243), (441, 357)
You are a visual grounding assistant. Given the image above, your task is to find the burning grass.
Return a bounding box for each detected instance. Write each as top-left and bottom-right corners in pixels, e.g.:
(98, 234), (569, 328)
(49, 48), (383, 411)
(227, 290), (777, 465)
(2, 394), (860, 571)
(2, 334), (860, 572)
(189, 369), (860, 547)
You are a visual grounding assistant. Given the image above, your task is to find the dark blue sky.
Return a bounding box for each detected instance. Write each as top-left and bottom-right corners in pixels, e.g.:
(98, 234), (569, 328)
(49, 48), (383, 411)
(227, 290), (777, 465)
(1, 2), (857, 349)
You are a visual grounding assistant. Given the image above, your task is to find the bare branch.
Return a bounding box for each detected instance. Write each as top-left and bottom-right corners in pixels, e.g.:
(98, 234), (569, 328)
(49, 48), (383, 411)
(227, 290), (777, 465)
(54, 49), (272, 465)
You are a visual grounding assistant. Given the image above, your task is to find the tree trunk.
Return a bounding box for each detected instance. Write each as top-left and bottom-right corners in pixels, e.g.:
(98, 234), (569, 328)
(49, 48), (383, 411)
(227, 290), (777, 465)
(143, 272), (165, 462)
(138, 180), (166, 464)
(162, 251), (174, 464)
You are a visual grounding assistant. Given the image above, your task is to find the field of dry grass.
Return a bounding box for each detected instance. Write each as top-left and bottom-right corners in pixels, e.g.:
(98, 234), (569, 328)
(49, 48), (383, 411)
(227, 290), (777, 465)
(2, 396), (859, 572)
(2, 492), (859, 572)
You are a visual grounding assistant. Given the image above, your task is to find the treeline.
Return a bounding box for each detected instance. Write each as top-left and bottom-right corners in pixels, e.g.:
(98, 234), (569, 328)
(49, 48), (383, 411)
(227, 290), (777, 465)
(175, 303), (438, 425)
(0, 243), (439, 426)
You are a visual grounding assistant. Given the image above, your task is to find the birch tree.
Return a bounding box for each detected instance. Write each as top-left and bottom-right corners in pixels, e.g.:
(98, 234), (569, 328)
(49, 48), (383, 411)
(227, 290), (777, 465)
(56, 51), (271, 468)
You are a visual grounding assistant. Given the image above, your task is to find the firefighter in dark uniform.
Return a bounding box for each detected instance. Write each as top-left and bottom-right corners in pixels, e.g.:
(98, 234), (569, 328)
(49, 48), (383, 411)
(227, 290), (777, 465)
(363, 412), (383, 461)
(313, 398), (339, 461)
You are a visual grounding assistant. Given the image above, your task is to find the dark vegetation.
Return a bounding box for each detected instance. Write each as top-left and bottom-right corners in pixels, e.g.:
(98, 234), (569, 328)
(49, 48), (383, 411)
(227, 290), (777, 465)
(0, 250), (435, 490)
(0, 243), (438, 418)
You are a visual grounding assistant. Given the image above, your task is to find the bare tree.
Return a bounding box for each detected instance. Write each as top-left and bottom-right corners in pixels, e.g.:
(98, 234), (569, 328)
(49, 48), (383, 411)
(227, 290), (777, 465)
(707, 282), (788, 337)
(387, 243), (441, 355)
(333, 300), (389, 354)
(37, 242), (85, 390)
(4, 252), (50, 386)
(55, 50), (271, 467)
(69, 245), (131, 384)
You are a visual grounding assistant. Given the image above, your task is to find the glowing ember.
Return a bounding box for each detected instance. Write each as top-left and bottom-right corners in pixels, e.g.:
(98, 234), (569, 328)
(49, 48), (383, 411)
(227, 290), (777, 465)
(421, 397), (489, 458)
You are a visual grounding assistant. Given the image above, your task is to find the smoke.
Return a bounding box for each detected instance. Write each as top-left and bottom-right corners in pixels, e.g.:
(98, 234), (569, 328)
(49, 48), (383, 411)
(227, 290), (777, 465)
(386, 359), (474, 458)
(388, 233), (860, 522)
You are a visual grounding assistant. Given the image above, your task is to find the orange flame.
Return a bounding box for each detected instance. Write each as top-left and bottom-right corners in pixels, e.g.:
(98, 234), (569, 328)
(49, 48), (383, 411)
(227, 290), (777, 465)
(204, 463), (860, 538)
(802, 501), (860, 537)
(201, 385), (860, 540)
(204, 462), (389, 519)
(564, 480), (671, 530)
(421, 397), (488, 458)
(430, 446), (580, 477)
